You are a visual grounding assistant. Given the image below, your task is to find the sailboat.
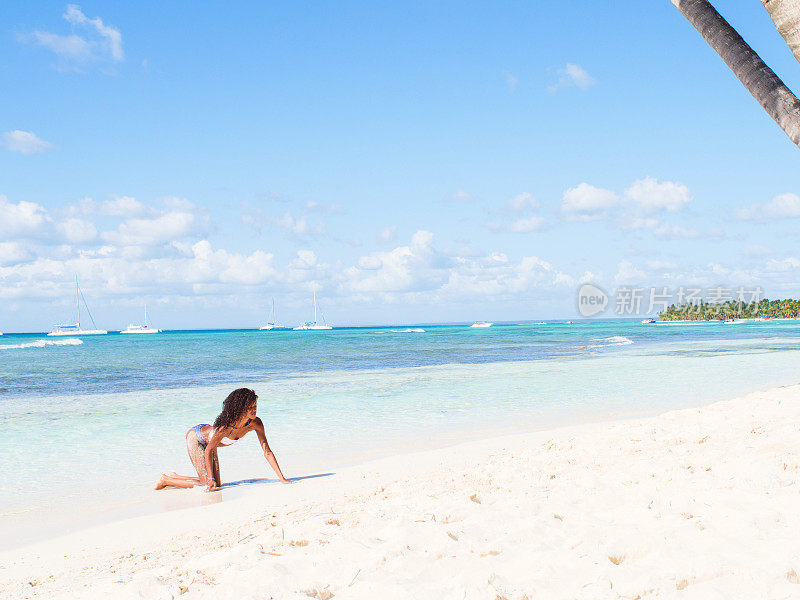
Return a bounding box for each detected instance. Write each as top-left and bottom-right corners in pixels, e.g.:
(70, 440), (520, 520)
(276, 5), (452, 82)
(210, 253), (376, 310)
(48, 277), (107, 336)
(293, 289), (333, 330)
(121, 305), (162, 334)
(259, 298), (285, 330)
(470, 321), (493, 328)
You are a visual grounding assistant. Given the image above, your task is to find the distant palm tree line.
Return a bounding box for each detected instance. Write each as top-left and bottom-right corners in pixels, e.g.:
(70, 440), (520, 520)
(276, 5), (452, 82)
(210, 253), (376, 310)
(659, 298), (800, 321)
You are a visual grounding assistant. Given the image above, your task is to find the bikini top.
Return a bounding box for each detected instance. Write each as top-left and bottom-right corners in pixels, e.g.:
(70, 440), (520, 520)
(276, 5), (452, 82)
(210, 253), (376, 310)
(194, 422), (249, 446)
(221, 418), (253, 444)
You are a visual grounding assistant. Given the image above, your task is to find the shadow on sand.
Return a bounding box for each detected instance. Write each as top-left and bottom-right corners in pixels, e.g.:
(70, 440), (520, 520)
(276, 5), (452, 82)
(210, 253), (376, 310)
(220, 472), (335, 489)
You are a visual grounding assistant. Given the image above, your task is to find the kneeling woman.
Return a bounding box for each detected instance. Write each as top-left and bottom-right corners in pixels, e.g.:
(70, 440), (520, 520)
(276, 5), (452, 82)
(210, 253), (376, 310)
(156, 388), (292, 491)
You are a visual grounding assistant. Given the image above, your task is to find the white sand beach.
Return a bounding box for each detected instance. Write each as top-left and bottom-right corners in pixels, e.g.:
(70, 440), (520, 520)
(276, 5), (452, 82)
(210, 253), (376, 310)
(4, 383), (800, 600)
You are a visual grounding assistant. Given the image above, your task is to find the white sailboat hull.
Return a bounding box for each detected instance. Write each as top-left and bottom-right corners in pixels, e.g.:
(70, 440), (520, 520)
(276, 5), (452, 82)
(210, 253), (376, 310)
(52, 277), (106, 336)
(470, 322), (493, 328)
(293, 323), (333, 330)
(295, 288), (333, 329)
(120, 327), (161, 334)
(48, 329), (107, 336)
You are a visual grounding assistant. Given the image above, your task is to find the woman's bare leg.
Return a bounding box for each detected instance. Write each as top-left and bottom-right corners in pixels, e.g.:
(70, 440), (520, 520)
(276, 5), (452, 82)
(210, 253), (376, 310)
(155, 429), (214, 490)
(211, 449), (220, 486)
(185, 429), (220, 486)
(155, 473), (202, 489)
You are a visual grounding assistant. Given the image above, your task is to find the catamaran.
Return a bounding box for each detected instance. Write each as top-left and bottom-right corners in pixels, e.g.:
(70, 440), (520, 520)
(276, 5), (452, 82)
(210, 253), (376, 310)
(293, 289), (332, 330)
(259, 298), (285, 330)
(121, 305), (162, 334)
(48, 277), (107, 336)
(470, 321), (493, 328)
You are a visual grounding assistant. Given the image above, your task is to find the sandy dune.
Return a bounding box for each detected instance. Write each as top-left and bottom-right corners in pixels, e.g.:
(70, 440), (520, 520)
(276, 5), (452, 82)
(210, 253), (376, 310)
(3, 384), (800, 599)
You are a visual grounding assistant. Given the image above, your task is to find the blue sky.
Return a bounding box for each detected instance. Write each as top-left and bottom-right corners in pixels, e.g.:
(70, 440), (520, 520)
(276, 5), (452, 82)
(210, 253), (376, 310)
(2, 1), (800, 331)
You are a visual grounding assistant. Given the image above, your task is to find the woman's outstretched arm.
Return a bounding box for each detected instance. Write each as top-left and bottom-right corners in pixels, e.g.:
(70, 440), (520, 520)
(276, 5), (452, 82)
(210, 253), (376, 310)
(252, 417), (293, 483)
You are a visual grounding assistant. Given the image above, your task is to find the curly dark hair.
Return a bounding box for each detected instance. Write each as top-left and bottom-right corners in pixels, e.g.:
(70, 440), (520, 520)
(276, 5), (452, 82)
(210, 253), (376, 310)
(213, 388), (258, 429)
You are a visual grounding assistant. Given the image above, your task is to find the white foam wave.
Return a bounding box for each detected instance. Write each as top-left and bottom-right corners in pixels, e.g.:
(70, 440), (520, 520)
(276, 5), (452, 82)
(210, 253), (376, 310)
(591, 336), (634, 347)
(0, 338), (83, 350)
(389, 328), (426, 333)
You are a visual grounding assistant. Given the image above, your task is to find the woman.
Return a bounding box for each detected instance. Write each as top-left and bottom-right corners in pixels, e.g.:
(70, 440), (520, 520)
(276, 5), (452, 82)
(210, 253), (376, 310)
(156, 388), (293, 491)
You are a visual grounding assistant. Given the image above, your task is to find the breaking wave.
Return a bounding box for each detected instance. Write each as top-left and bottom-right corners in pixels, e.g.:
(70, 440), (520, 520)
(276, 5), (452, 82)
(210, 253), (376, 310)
(590, 336), (634, 348)
(0, 338), (84, 350)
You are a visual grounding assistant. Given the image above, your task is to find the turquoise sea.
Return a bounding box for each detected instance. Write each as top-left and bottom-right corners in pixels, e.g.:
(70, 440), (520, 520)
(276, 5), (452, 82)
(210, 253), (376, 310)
(3, 319), (800, 550)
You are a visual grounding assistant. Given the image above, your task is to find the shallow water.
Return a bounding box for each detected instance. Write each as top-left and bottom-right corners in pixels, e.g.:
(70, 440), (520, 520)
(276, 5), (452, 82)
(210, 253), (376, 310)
(3, 319), (800, 549)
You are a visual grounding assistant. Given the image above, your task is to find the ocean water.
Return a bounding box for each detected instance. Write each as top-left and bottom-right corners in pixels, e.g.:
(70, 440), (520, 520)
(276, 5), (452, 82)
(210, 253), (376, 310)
(3, 319), (800, 550)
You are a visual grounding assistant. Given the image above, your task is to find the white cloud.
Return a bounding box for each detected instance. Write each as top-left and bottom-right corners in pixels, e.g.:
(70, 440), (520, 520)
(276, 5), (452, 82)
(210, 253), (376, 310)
(502, 70), (519, 91)
(244, 205), (325, 237)
(272, 212), (325, 236)
(614, 260), (647, 284)
(305, 200), (342, 213)
(341, 230), (444, 294)
(100, 196), (149, 217)
(764, 257), (800, 272)
(624, 177), (691, 213)
(55, 218), (98, 243)
(448, 190), (474, 203)
(440, 254), (574, 298)
(651, 223), (698, 239)
(2, 130), (55, 155)
(489, 193), (545, 232)
(290, 250), (318, 270)
(339, 230), (573, 300)
(21, 4), (123, 66)
(0, 241), (281, 303)
(645, 260), (678, 271)
(561, 183), (619, 221)
(67, 196), (151, 218)
(548, 63), (596, 92)
(504, 192), (538, 212)
(27, 31), (93, 62)
(183, 241), (278, 285)
(735, 193), (800, 221)
(357, 256), (382, 270)
(0, 195), (50, 238)
(163, 197), (195, 211)
(102, 211), (197, 246)
(378, 226), (397, 244)
(563, 178), (695, 238)
(744, 244), (772, 257)
(0, 242), (32, 266)
(63, 4), (123, 61)
(623, 216), (660, 231)
(508, 216), (546, 233)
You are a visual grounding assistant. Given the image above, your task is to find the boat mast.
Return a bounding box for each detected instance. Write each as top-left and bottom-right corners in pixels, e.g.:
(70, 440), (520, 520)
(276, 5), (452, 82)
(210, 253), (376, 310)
(75, 275), (81, 329)
(144, 304), (148, 327)
(313, 288), (317, 324)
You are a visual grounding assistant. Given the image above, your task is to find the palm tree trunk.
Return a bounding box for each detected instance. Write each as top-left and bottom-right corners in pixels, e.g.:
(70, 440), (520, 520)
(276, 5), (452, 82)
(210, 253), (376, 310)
(671, 0), (800, 148)
(762, 0), (800, 66)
